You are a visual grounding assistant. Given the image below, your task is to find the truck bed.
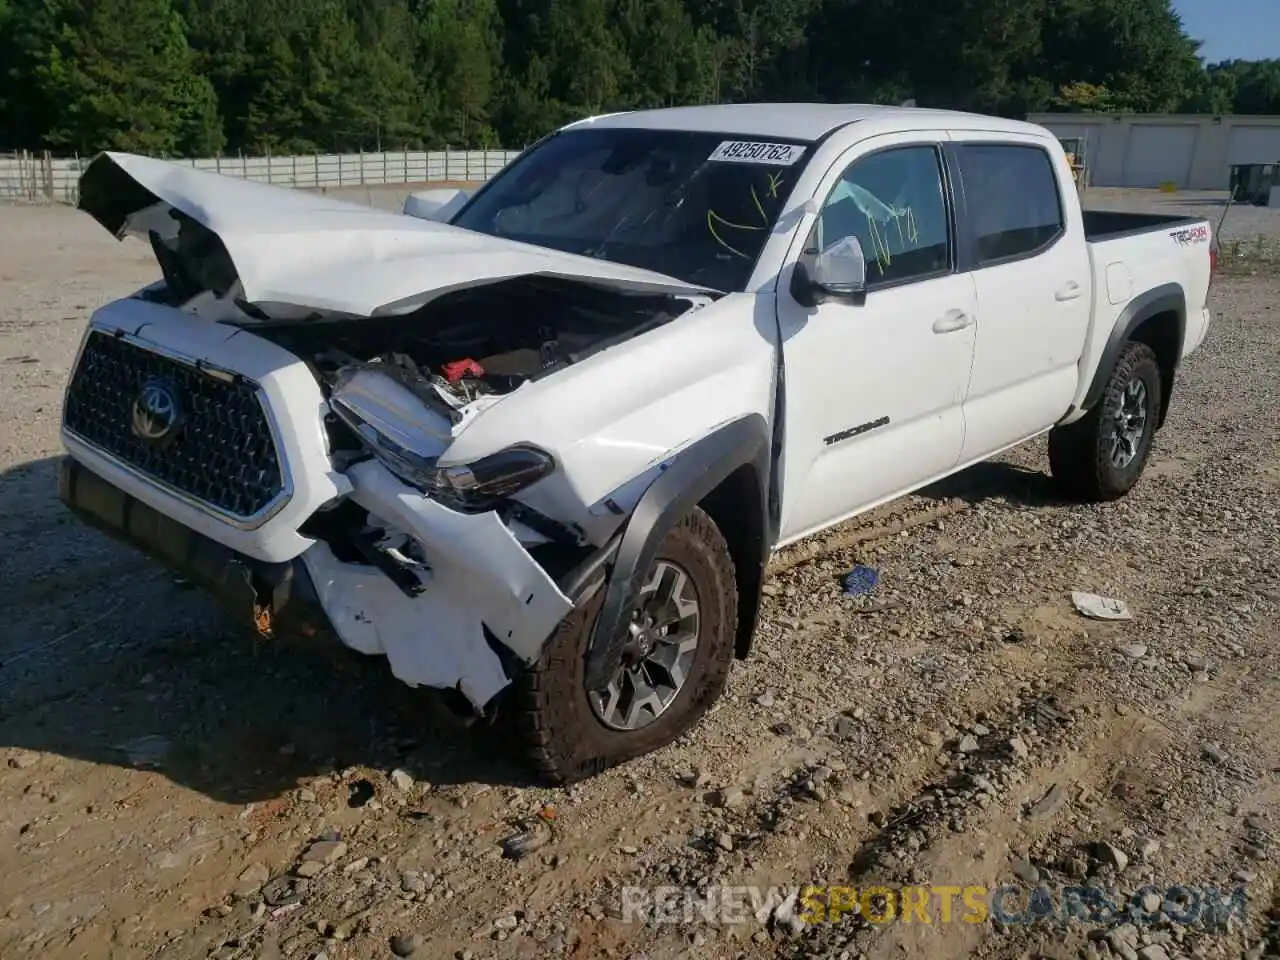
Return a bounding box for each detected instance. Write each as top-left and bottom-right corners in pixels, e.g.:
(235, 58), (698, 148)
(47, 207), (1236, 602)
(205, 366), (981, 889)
(1073, 204), (1214, 425)
(1082, 210), (1204, 242)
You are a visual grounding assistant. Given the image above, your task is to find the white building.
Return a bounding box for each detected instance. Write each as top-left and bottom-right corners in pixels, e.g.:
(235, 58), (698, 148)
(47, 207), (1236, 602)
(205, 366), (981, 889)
(1026, 113), (1280, 190)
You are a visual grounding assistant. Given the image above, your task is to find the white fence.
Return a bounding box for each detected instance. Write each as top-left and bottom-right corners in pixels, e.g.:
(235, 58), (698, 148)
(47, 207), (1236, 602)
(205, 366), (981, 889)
(0, 148), (523, 204)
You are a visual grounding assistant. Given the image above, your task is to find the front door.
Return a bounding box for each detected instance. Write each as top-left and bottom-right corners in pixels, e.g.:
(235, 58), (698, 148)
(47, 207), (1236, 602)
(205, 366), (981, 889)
(775, 135), (978, 545)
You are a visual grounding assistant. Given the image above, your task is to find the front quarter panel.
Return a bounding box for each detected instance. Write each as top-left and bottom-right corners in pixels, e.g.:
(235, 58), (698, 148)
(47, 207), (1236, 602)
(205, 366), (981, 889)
(441, 293), (781, 543)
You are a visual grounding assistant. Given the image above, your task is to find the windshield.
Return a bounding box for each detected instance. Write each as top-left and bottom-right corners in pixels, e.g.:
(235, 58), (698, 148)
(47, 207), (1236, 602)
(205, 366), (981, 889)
(450, 127), (814, 291)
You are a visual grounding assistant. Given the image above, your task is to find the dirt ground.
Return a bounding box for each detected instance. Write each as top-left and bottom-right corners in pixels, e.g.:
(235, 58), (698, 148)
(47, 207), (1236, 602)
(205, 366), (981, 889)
(1, 186), (1278, 960)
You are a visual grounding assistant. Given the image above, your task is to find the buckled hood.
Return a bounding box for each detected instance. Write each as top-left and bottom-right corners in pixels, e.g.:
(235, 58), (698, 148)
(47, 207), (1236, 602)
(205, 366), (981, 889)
(78, 151), (718, 318)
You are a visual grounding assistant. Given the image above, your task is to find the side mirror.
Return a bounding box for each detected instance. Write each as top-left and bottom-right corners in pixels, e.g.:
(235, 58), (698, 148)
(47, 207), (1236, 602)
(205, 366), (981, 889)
(403, 188), (471, 223)
(812, 235), (867, 295)
(791, 235), (868, 307)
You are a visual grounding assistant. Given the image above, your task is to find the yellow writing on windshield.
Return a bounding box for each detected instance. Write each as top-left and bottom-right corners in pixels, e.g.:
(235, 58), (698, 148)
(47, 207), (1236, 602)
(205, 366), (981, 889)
(708, 173), (786, 260)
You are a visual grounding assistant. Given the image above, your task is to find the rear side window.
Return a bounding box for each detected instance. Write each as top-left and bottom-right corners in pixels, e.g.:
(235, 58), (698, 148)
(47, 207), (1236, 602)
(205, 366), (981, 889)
(958, 144), (1063, 265)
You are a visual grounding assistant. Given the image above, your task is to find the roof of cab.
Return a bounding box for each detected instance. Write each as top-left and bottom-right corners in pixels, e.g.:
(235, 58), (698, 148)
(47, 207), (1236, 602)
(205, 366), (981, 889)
(568, 103), (1047, 142)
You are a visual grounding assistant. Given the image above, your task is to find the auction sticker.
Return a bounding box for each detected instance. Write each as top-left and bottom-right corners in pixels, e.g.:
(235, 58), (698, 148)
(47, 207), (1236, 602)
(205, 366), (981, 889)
(708, 140), (805, 166)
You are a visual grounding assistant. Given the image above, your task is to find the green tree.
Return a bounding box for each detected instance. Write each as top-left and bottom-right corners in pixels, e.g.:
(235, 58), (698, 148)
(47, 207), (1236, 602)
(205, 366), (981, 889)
(15, 0), (221, 154)
(1211, 59), (1280, 114)
(1182, 64), (1238, 114)
(238, 0), (365, 152)
(1051, 81), (1124, 112)
(0, 0), (12, 139)
(685, 0), (814, 100)
(418, 0), (503, 146)
(612, 0), (718, 108)
(1038, 0), (1204, 113)
(546, 0), (625, 114)
(346, 0), (427, 148)
(3, 0), (1279, 155)
(493, 55), (561, 146)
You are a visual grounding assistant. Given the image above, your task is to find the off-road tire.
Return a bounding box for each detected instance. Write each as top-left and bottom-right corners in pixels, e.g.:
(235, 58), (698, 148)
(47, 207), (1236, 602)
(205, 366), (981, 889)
(1049, 340), (1163, 502)
(513, 506), (738, 785)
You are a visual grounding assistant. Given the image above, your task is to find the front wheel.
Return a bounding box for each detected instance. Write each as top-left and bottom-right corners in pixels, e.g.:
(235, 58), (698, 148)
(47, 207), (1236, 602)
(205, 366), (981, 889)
(1049, 340), (1163, 501)
(512, 506), (739, 785)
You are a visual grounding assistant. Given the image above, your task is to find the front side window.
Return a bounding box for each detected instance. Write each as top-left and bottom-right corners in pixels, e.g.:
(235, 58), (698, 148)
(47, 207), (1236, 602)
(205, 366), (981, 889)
(957, 144), (1064, 264)
(451, 128), (814, 292)
(808, 145), (952, 287)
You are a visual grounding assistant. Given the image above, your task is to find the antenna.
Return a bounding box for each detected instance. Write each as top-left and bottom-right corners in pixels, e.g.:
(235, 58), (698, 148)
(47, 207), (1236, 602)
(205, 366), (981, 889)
(1216, 182), (1234, 238)
(1209, 178), (1235, 294)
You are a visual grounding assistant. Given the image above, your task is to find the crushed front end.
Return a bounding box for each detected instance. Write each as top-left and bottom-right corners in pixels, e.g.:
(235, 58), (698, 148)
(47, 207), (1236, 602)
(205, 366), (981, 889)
(55, 290), (670, 716)
(56, 150), (715, 718)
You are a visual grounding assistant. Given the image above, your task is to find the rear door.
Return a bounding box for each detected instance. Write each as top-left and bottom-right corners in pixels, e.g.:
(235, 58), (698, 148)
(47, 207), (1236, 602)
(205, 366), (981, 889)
(946, 135), (1093, 461)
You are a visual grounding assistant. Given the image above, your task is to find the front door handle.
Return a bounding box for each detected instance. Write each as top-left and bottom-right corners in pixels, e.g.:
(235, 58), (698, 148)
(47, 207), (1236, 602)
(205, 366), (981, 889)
(1055, 282), (1083, 302)
(932, 309), (973, 334)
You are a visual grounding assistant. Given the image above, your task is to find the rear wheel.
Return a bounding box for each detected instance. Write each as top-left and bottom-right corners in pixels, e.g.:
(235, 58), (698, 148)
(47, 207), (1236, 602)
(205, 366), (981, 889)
(1049, 340), (1162, 501)
(513, 506), (738, 785)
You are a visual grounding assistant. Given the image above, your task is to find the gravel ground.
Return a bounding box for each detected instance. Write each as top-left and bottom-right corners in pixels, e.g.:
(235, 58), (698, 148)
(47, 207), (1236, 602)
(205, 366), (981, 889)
(1, 187), (1278, 960)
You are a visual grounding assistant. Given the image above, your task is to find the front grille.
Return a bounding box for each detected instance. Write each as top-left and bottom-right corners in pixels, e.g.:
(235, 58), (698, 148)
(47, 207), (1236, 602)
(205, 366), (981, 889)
(64, 331), (285, 519)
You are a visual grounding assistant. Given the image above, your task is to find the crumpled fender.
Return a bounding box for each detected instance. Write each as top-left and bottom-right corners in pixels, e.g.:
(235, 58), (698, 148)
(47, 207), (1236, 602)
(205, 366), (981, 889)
(582, 413), (774, 690)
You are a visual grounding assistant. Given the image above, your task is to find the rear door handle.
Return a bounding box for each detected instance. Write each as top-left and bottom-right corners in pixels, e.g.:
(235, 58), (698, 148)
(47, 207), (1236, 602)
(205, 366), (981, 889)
(932, 309), (973, 334)
(1055, 282), (1082, 302)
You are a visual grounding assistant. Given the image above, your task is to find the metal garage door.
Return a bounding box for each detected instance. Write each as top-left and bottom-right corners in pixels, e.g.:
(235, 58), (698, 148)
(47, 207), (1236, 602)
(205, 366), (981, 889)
(1121, 125), (1198, 188)
(1227, 126), (1280, 164)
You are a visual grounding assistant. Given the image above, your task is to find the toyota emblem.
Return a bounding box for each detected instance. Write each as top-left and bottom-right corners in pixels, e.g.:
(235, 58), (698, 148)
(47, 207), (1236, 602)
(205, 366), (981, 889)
(130, 378), (183, 442)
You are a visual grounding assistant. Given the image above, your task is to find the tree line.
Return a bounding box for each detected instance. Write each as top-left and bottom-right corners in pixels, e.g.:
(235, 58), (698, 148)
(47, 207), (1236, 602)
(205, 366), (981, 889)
(1, 0), (1278, 158)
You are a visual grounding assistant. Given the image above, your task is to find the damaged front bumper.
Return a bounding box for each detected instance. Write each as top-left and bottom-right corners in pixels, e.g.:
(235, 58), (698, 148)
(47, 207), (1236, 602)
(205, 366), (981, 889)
(57, 455), (582, 713)
(58, 455), (335, 642)
(302, 460), (574, 709)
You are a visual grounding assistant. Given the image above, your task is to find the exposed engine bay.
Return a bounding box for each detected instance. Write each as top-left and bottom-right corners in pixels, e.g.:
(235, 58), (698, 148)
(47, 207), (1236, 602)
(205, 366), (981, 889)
(131, 217), (704, 590)
(247, 276), (701, 596)
(132, 212), (702, 419)
(141, 211), (697, 407)
(139, 213), (704, 490)
(253, 276), (695, 406)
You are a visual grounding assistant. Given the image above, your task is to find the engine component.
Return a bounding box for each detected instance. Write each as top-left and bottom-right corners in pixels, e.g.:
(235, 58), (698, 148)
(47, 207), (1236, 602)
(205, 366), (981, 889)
(442, 357), (486, 383)
(475, 348), (544, 378)
(329, 366), (454, 480)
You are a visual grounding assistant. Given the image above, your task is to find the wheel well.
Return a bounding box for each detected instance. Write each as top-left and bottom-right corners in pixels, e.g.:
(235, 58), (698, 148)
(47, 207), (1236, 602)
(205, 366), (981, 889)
(1128, 310), (1181, 429)
(698, 464), (767, 661)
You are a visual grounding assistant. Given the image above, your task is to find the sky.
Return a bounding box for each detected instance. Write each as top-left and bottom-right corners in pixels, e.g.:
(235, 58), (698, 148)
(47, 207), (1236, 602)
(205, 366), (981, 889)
(1173, 0), (1280, 62)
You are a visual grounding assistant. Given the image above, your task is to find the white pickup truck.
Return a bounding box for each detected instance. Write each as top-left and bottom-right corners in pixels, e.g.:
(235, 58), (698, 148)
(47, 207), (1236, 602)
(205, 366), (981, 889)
(60, 104), (1214, 783)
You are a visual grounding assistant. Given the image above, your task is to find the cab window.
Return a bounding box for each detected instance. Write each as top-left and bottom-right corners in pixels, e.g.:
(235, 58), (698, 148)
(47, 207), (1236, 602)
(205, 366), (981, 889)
(810, 145), (952, 287)
(957, 143), (1064, 265)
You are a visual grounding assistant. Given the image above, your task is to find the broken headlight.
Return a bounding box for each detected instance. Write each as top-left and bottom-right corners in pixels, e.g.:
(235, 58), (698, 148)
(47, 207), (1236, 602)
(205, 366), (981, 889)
(350, 422), (555, 511)
(330, 367), (554, 510)
(368, 442), (553, 511)
(338, 414), (554, 510)
(426, 446), (556, 511)
(328, 366), (453, 474)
